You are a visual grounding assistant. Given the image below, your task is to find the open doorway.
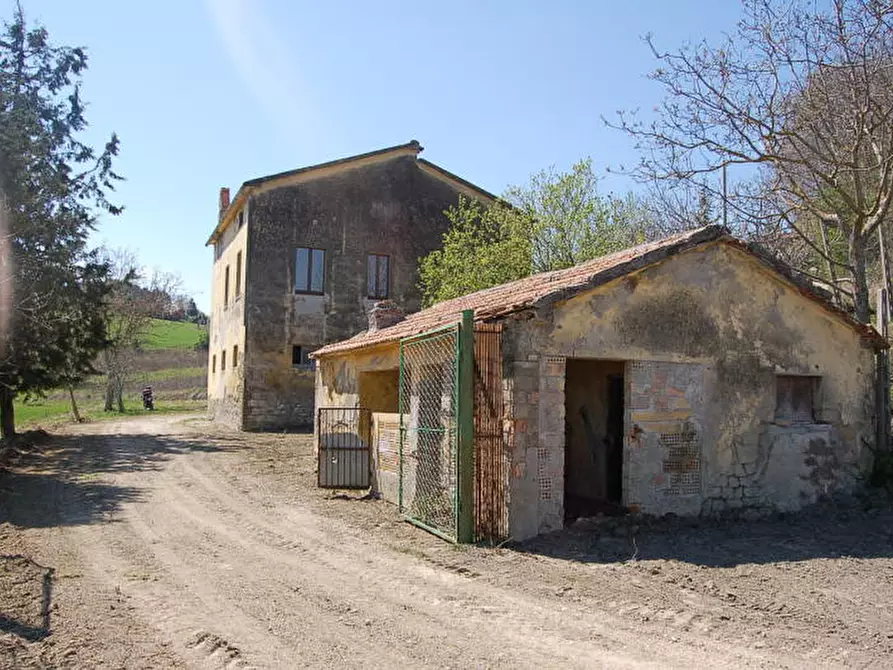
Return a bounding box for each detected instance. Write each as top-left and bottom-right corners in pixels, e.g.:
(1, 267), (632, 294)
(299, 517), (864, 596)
(564, 359), (625, 523)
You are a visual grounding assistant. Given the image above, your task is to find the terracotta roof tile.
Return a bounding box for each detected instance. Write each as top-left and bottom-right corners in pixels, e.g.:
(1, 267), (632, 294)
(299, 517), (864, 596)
(313, 224), (886, 357)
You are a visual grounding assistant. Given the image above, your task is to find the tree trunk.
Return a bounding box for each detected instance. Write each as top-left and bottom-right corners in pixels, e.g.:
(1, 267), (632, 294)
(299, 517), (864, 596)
(104, 378), (115, 412)
(820, 220), (842, 308)
(68, 385), (82, 423)
(0, 385), (15, 439)
(850, 233), (871, 324)
(116, 382), (124, 413)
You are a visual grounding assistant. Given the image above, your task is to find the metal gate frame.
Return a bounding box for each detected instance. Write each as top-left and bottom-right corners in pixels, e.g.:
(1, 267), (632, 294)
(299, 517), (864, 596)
(398, 310), (474, 543)
(473, 322), (508, 542)
(317, 407), (372, 489)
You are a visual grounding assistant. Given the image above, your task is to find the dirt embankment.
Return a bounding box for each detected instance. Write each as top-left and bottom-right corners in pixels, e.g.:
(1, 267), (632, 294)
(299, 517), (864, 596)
(2, 415), (893, 669)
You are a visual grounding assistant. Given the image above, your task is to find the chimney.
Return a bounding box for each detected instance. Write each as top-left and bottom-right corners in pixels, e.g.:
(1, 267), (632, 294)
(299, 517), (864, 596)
(219, 187), (231, 222)
(367, 300), (405, 332)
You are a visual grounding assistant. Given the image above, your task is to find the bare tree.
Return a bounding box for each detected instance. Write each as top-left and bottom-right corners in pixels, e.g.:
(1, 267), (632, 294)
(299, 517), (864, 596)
(99, 249), (180, 412)
(610, 0), (893, 323)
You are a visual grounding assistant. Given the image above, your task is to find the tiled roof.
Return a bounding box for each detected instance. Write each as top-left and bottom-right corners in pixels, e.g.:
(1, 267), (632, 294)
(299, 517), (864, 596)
(313, 225), (886, 357)
(207, 141), (499, 245)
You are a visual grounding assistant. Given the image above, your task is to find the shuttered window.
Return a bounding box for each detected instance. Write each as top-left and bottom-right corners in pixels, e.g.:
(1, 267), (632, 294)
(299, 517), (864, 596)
(367, 254), (389, 299)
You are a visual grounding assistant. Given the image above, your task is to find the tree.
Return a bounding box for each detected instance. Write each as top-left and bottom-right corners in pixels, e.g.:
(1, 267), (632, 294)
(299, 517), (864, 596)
(419, 198), (532, 306)
(99, 250), (178, 412)
(419, 159), (647, 305)
(0, 6), (121, 437)
(611, 0), (893, 323)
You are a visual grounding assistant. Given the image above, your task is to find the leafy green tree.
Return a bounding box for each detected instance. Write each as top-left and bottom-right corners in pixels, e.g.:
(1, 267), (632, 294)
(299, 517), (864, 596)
(0, 6), (121, 437)
(419, 198), (532, 305)
(419, 159), (647, 305)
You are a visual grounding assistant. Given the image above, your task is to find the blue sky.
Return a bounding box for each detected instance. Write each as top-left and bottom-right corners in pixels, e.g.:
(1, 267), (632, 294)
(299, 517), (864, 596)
(17, 1), (744, 311)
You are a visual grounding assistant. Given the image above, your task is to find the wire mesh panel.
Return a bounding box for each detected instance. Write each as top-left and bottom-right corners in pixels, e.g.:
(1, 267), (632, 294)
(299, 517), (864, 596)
(399, 325), (460, 541)
(318, 407), (372, 488)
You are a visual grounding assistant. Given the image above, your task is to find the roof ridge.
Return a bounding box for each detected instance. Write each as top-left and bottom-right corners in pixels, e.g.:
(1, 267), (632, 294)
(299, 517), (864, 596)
(314, 225), (742, 358)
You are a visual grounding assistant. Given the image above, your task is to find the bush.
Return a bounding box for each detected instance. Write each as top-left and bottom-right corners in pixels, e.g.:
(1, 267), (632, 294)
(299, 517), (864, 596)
(194, 329), (210, 352)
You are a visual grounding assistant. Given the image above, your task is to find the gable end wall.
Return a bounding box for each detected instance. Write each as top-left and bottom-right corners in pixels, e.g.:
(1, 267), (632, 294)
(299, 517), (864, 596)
(502, 242), (877, 540)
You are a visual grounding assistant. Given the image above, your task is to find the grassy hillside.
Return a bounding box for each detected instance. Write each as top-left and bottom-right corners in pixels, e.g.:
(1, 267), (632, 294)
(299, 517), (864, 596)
(15, 319), (209, 430)
(143, 318), (206, 350)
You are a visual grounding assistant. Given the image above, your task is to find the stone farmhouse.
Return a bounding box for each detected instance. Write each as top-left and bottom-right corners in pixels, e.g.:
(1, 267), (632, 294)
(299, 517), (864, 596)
(206, 141), (496, 430)
(312, 226), (886, 542)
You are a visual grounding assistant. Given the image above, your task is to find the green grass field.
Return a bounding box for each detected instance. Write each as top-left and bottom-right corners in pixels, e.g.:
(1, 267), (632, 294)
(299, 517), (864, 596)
(143, 319), (206, 350)
(15, 396), (206, 429)
(14, 319), (209, 431)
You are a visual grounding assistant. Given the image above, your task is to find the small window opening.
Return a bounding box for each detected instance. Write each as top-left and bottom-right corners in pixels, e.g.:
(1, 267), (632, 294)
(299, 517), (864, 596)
(212, 355), (216, 373)
(235, 251), (242, 297)
(292, 345), (316, 369)
(237, 209), (245, 229)
(775, 375), (818, 424)
(233, 344), (239, 368)
(221, 349), (227, 371)
(224, 265), (230, 308)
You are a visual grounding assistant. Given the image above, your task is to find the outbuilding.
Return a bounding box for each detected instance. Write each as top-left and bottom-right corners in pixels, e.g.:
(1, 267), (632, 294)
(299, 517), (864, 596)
(312, 225), (886, 542)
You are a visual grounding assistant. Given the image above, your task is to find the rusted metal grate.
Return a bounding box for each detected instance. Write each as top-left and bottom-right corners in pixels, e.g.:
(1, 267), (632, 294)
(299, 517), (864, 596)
(317, 407), (372, 488)
(474, 323), (508, 541)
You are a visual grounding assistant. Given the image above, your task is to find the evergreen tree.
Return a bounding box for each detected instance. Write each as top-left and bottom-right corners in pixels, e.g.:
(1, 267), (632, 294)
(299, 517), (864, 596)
(0, 6), (121, 437)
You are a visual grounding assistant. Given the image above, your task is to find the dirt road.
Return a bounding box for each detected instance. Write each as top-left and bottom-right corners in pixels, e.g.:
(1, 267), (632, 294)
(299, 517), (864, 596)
(2, 415), (892, 668)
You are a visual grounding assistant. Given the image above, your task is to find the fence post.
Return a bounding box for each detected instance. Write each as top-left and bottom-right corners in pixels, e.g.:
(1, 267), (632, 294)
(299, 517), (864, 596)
(457, 309), (475, 543)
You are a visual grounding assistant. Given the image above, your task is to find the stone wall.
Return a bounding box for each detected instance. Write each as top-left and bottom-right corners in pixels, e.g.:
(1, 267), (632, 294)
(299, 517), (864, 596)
(502, 241), (877, 540)
(241, 154), (473, 430)
(207, 201), (248, 427)
(505, 349), (567, 540)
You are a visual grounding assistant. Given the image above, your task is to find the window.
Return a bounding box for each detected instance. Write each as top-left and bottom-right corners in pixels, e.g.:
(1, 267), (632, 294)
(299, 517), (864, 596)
(235, 251), (242, 297)
(237, 209), (245, 229)
(221, 349), (227, 371)
(224, 265), (230, 308)
(775, 375), (818, 424)
(212, 355), (216, 373)
(292, 345), (315, 369)
(295, 247), (325, 294)
(233, 345), (238, 368)
(367, 254), (390, 299)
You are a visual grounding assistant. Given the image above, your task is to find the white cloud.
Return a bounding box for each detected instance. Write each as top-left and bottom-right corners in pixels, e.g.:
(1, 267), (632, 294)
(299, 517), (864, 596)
(204, 0), (321, 150)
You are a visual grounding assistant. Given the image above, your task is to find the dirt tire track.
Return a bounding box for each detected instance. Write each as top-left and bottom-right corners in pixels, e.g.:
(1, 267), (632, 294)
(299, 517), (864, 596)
(3, 414), (893, 668)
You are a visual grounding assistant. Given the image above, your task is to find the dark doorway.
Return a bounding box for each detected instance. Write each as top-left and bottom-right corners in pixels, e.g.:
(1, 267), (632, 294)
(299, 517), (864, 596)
(564, 359), (625, 523)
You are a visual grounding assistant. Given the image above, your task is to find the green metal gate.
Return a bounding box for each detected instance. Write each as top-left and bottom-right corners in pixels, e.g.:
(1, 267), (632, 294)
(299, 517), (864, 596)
(399, 311), (474, 543)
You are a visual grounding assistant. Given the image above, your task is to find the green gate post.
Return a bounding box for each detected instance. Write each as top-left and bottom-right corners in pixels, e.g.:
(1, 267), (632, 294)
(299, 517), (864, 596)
(457, 309), (475, 543)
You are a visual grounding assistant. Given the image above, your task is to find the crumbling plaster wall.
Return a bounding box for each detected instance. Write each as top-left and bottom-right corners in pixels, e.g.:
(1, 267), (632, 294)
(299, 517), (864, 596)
(314, 345), (401, 412)
(207, 208), (248, 427)
(502, 242), (876, 540)
(243, 156), (464, 430)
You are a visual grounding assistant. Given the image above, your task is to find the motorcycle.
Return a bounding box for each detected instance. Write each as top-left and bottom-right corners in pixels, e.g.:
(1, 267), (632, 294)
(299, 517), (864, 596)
(142, 385), (155, 411)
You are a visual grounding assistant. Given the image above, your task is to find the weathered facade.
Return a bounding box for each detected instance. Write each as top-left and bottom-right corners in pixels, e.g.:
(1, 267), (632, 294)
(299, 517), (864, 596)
(206, 141), (495, 430)
(312, 226), (886, 542)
